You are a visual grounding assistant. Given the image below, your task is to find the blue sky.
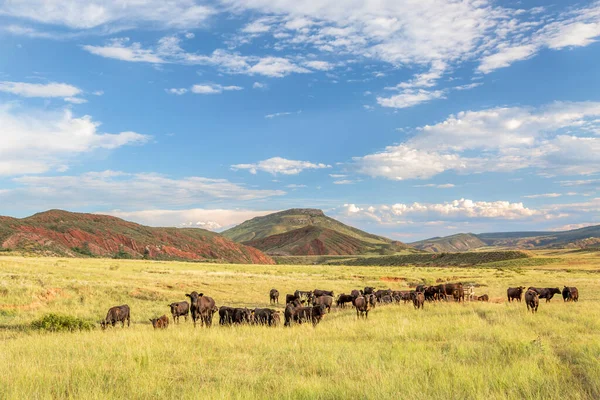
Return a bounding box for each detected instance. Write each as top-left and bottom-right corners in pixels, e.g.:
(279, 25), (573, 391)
(1, 0), (600, 241)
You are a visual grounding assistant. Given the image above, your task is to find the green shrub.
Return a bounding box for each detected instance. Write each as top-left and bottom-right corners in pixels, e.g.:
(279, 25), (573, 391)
(72, 242), (94, 257)
(31, 314), (95, 332)
(113, 246), (133, 259)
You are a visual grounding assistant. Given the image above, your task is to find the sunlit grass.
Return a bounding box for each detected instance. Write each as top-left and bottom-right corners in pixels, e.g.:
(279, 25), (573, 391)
(0, 252), (599, 399)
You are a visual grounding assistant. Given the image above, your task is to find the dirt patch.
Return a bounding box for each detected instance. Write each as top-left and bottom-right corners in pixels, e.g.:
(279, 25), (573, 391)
(489, 297), (505, 304)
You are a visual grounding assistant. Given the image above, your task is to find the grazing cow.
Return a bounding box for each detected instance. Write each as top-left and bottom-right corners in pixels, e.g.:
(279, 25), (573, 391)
(253, 308), (280, 326)
(354, 296), (371, 319)
(381, 295), (393, 304)
(168, 301), (189, 324)
(312, 295), (334, 312)
(219, 306), (235, 325)
(411, 292), (425, 310)
(507, 286), (526, 302)
(336, 294), (354, 308)
(313, 289), (334, 298)
(562, 286), (579, 302)
(310, 304), (327, 326)
(150, 314), (169, 329)
(374, 289), (392, 302)
(477, 294), (489, 302)
(363, 287), (375, 295)
(285, 293), (301, 305)
(185, 291), (217, 327)
(527, 287), (561, 302)
(269, 289), (279, 304)
(233, 308), (252, 324)
(525, 290), (539, 313)
(100, 304), (130, 329)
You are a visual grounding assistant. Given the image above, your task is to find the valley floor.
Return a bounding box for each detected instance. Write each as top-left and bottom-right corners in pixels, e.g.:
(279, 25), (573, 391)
(0, 252), (599, 399)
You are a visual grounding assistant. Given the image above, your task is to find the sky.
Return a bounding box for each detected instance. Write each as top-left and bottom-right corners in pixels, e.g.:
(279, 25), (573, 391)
(1, 0), (600, 241)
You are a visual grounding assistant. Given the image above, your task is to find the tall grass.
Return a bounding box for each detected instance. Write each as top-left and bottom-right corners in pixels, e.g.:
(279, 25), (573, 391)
(0, 253), (599, 399)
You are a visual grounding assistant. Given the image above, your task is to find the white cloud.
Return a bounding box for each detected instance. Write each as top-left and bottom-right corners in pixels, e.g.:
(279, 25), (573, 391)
(304, 60), (334, 71)
(252, 82), (267, 89)
(339, 199), (541, 223)
(333, 179), (357, 185)
(414, 183), (455, 189)
(0, 105), (148, 176)
(83, 38), (166, 63)
(166, 88), (188, 95)
(100, 208), (276, 230)
(523, 193), (562, 199)
(0, 171), (285, 210)
(0, 0), (214, 30)
(329, 174), (347, 178)
(377, 89), (446, 109)
(231, 157), (331, 175)
(264, 110), (301, 119)
(191, 84), (243, 94)
(478, 44), (537, 74)
(92, 90), (104, 96)
(353, 101), (600, 179)
(285, 184), (307, 188)
(0, 81), (82, 101)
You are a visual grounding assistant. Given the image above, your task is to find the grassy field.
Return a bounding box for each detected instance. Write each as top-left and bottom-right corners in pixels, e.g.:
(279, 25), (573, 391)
(1, 250), (599, 399)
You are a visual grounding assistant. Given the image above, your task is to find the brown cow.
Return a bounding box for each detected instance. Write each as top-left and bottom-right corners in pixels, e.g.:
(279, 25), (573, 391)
(562, 286), (579, 302)
(477, 294), (489, 302)
(525, 289), (539, 313)
(185, 291), (217, 327)
(150, 314), (169, 329)
(253, 308), (280, 326)
(507, 286), (525, 302)
(269, 289), (279, 304)
(354, 296), (371, 318)
(312, 295), (334, 312)
(100, 304), (130, 329)
(168, 301), (189, 323)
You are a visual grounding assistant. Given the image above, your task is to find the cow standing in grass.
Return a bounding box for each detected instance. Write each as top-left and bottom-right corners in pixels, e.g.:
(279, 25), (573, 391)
(168, 301), (189, 324)
(525, 290), (539, 313)
(354, 296), (371, 319)
(186, 291), (216, 327)
(507, 287), (525, 302)
(528, 287), (561, 303)
(411, 292), (425, 310)
(562, 286), (579, 302)
(100, 304), (130, 329)
(269, 289), (279, 304)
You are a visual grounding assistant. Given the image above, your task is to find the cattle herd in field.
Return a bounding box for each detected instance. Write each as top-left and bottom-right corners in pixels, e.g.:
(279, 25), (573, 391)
(98, 283), (580, 329)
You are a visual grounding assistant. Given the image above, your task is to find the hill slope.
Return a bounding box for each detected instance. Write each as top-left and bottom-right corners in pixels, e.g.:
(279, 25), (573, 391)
(222, 209), (409, 256)
(0, 210), (273, 264)
(412, 224), (600, 251)
(411, 233), (487, 253)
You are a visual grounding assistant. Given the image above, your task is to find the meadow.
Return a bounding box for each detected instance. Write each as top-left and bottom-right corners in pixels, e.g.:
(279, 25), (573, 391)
(1, 250), (599, 399)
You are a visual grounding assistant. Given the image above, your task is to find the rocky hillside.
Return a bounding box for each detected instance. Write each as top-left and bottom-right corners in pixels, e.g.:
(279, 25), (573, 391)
(223, 208), (409, 256)
(0, 210), (273, 264)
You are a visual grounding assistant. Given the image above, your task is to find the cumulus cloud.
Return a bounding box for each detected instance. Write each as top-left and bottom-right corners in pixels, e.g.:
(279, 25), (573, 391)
(353, 102), (600, 180)
(231, 157), (331, 175)
(191, 84), (243, 94)
(377, 89), (446, 109)
(0, 105), (148, 176)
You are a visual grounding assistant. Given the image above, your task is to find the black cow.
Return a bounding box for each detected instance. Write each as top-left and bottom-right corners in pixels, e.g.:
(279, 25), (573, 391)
(283, 299), (303, 327)
(350, 289), (362, 298)
(285, 304), (326, 327)
(380, 295), (393, 304)
(168, 301), (189, 324)
(507, 286), (526, 302)
(525, 290), (539, 313)
(363, 287), (375, 295)
(374, 289), (392, 302)
(269, 289), (279, 304)
(285, 293), (301, 304)
(150, 314), (169, 329)
(219, 306), (235, 325)
(411, 292), (425, 310)
(233, 308), (252, 324)
(294, 290), (313, 300)
(528, 287), (561, 302)
(562, 286), (579, 302)
(336, 294), (355, 308)
(312, 295), (333, 312)
(354, 296), (371, 318)
(100, 304), (130, 329)
(444, 283), (464, 302)
(253, 308), (281, 326)
(185, 291), (217, 327)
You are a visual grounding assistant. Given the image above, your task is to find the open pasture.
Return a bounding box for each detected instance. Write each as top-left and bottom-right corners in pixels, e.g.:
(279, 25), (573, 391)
(1, 252), (599, 399)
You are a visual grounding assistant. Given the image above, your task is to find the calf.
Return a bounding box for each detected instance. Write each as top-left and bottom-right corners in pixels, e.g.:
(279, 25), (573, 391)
(477, 294), (489, 302)
(507, 286), (525, 302)
(100, 304), (130, 329)
(269, 289), (279, 304)
(562, 286), (579, 302)
(312, 295), (333, 312)
(528, 287), (561, 302)
(411, 292), (425, 310)
(150, 314), (169, 329)
(336, 294), (354, 308)
(525, 290), (539, 313)
(168, 301), (189, 324)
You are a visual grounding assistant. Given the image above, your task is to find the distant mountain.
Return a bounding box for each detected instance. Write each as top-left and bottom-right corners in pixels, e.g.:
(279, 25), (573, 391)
(411, 233), (487, 252)
(222, 208), (410, 256)
(411, 224), (600, 252)
(0, 210), (274, 264)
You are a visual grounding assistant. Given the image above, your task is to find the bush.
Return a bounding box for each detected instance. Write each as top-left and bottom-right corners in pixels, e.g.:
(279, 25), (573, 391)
(31, 314), (95, 332)
(72, 242), (94, 257)
(113, 245), (132, 259)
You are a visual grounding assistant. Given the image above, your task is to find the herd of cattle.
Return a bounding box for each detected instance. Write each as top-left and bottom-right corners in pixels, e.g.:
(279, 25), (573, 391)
(99, 284), (580, 329)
